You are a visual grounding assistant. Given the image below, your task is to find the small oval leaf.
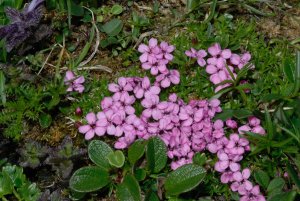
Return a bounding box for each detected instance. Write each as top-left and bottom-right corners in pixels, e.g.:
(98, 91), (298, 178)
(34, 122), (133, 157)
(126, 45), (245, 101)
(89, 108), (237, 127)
(267, 177), (285, 193)
(164, 164), (206, 196)
(102, 19), (123, 36)
(116, 174), (141, 201)
(128, 139), (146, 165)
(69, 166), (110, 192)
(254, 170), (270, 189)
(107, 150), (125, 168)
(146, 137), (167, 173)
(88, 140), (113, 169)
(111, 5), (123, 15)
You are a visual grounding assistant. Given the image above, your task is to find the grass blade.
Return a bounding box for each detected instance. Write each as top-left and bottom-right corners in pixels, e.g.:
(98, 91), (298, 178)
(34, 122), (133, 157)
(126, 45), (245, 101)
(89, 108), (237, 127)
(204, 0), (217, 24)
(264, 105), (274, 140)
(278, 125), (300, 144)
(74, 25), (95, 67)
(293, 51), (300, 96)
(0, 70), (6, 105)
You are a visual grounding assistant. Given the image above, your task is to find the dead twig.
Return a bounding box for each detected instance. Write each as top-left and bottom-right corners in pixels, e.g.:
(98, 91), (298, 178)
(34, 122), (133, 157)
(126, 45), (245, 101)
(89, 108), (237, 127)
(133, 31), (159, 49)
(60, 65), (112, 73)
(79, 6), (100, 67)
(38, 44), (58, 75)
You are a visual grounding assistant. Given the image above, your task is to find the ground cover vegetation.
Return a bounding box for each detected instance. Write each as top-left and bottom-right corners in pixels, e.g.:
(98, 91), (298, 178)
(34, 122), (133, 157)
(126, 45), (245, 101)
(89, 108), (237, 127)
(0, 0), (300, 200)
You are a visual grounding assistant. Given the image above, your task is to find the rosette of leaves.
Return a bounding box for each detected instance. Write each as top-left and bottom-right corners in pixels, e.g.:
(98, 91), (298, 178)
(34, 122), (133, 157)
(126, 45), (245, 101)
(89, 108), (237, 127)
(18, 140), (49, 169)
(69, 137), (207, 200)
(0, 164), (41, 201)
(44, 136), (86, 179)
(0, 0), (52, 54)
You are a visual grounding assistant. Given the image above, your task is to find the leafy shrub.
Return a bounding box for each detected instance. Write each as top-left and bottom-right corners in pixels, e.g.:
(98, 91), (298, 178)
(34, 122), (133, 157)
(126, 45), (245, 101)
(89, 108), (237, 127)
(69, 138), (207, 200)
(0, 164), (41, 201)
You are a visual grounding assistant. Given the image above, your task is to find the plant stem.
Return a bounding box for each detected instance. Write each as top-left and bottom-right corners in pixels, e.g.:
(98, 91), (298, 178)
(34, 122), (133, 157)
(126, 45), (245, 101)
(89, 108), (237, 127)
(13, 189), (22, 201)
(66, 0), (72, 30)
(2, 197), (9, 201)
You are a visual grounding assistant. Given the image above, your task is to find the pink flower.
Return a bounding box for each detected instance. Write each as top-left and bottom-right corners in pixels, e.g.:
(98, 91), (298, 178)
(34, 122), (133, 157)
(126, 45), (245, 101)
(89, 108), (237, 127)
(75, 107), (83, 116)
(141, 95), (163, 120)
(196, 50), (207, 67)
(248, 116), (261, 127)
(108, 77), (134, 94)
(226, 119), (238, 129)
(231, 169), (253, 195)
(207, 43), (232, 69)
(185, 48), (198, 58)
(114, 132), (136, 149)
(64, 71), (85, 93)
(142, 59), (168, 75)
(138, 38), (162, 63)
(230, 54), (241, 66)
(251, 126), (266, 135)
(185, 48), (207, 67)
(238, 125), (251, 134)
(155, 70), (180, 88)
(221, 171), (234, 183)
(238, 52), (252, 69)
(133, 77), (161, 99)
(160, 41), (175, 61)
(226, 134), (249, 155)
(78, 113), (107, 140)
(240, 185), (266, 201)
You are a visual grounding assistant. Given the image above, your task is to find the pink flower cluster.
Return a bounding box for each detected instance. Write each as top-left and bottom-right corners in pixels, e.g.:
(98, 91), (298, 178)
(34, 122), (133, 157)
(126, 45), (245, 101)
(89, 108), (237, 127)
(237, 116), (266, 135)
(64, 71), (85, 93)
(77, 38), (266, 200)
(186, 43), (252, 92)
(138, 38), (174, 75)
(213, 117), (266, 201)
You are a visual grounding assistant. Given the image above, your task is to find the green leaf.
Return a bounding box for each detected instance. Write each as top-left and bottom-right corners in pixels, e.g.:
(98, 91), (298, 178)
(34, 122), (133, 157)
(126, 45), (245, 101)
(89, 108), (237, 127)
(267, 178), (285, 193)
(192, 153), (207, 166)
(39, 113), (52, 128)
(88, 140), (113, 170)
(268, 191), (296, 201)
(283, 58), (295, 83)
(69, 190), (86, 200)
(254, 170), (270, 189)
(0, 70), (6, 105)
(18, 183), (41, 201)
(293, 51), (300, 95)
(146, 137), (167, 173)
(214, 109), (234, 121)
(2, 165), (26, 188)
(70, 0), (84, 16)
(186, 0), (201, 12)
(69, 166), (110, 192)
(0, 172), (13, 197)
(261, 94), (283, 102)
(264, 105), (274, 140)
(0, 39), (7, 62)
(74, 25), (95, 67)
(111, 5), (123, 15)
(107, 150), (125, 168)
(134, 168), (146, 181)
(286, 162), (300, 189)
(164, 164), (206, 196)
(203, 0), (217, 23)
(145, 190), (160, 201)
(128, 140), (146, 165)
(102, 19), (123, 36)
(116, 174), (141, 201)
(233, 109), (252, 119)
